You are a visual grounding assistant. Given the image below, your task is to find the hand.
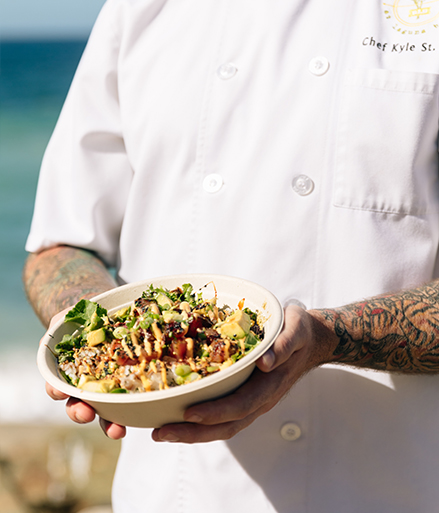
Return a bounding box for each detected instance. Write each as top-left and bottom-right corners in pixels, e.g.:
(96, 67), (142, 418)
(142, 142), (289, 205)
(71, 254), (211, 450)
(43, 309), (126, 440)
(152, 305), (328, 444)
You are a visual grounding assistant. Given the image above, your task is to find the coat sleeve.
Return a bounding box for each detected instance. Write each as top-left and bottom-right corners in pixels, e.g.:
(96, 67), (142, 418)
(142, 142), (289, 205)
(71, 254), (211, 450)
(25, 0), (132, 268)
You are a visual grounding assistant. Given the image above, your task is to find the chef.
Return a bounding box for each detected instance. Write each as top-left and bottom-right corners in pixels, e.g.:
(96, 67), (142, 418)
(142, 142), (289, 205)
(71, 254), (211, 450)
(24, 0), (439, 511)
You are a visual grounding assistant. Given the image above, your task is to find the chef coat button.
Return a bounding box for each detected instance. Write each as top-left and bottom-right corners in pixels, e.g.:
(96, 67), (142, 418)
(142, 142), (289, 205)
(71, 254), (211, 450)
(280, 422), (302, 442)
(308, 56), (330, 76)
(203, 173), (224, 193)
(284, 298), (307, 310)
(292, 174), (314, 196)
(217, 62), (238, 80)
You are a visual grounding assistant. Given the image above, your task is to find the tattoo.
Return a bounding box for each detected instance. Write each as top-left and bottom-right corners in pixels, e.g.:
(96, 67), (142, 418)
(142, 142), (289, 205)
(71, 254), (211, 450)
(321, 280), (439, 373)
(23, 245), (117, 328)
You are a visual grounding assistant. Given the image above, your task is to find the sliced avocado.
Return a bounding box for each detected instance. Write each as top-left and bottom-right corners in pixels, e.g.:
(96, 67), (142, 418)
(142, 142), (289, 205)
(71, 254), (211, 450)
(114, 306), (130, 319)
(86, 327), (106, 347)
(218, 310), (252, 339)
(87, 311), (103, 331)
(99, 379), (118, 393)
(77, 375), (117, 393)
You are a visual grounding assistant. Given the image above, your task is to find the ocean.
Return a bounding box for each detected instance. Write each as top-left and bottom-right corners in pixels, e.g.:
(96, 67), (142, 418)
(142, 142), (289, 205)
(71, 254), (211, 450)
(0, 40), (88, 422)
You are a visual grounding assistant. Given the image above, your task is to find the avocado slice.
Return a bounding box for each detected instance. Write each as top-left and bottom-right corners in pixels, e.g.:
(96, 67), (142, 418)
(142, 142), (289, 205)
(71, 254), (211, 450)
(86, 327), (106, 347)
(218, 310), (252, 339)
(77, 375), (117, 393)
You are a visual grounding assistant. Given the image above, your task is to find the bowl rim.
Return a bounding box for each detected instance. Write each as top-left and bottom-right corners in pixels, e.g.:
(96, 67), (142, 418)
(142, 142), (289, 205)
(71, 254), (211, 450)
(37, 273), (284, 405)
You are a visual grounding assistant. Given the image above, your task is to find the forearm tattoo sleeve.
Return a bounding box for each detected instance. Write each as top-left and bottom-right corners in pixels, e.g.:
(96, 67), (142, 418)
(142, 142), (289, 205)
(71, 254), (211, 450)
(23, 245), (117, 328)
(321, 281), (439, 373)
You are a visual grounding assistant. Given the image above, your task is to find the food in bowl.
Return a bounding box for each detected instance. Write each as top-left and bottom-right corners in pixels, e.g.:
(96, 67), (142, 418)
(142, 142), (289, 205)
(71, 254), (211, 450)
(55, 282), (265, 394)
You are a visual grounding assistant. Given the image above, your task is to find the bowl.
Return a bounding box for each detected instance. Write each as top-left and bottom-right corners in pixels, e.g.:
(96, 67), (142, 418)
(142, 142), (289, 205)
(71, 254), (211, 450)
(37, 274), (284, 428)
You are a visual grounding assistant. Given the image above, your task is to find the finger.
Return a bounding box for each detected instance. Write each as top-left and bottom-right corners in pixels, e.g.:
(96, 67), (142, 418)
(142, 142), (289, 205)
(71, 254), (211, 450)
(257, 304), (309, 372)
(182, 344), (310, 428)
(99, 418), (127, 440)
(257, 348), (276, 372)
(152, 350), (309, 444)
(66, 397), (96, 424)
(188, 367), (284, 424)
(46, 382), (70, 401)
(152, 399), (275, 444)
(164, 363), (291, 441)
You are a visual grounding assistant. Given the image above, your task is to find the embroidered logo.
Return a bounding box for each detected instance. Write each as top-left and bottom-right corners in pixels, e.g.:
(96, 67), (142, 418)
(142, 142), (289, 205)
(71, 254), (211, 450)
(383, 0), (439, 33)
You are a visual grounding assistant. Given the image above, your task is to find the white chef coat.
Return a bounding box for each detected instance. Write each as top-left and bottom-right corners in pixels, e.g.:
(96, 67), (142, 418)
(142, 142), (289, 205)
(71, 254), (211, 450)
(26, 0), (439, 511)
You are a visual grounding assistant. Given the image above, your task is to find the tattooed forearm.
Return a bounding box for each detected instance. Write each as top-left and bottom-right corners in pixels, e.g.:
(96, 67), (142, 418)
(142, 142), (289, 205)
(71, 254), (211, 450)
(23, 245), (117, 328)
(312, 280), (439, 373)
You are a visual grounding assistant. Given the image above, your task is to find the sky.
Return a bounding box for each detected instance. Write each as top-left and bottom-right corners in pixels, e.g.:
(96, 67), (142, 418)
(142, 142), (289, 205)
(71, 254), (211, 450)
(0, 0), (106, 39)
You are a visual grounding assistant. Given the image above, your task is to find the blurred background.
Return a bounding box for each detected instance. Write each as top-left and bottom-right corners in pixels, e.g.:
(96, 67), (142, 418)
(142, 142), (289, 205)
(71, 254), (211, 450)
(0, 1), (121, 511)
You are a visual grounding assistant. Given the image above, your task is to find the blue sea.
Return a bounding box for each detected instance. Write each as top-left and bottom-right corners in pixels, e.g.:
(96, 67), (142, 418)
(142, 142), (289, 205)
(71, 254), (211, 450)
(0, 40), (88, 421)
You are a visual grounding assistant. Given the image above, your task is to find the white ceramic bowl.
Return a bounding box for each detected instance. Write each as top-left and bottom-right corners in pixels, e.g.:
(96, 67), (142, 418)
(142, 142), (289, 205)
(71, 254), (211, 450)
(37, 274), (284, 428)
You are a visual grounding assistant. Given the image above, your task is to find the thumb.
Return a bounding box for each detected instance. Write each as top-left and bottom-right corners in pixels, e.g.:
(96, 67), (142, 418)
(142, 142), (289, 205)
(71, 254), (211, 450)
(258, 348), (276, 371)
(256, 305), (310, 372)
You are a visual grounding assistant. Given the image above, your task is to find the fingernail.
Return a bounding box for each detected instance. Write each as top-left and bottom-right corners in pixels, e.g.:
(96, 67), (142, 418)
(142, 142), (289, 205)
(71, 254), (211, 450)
(186, 414), (203, 423)
(261, 349), (275, 370)
(160, 433), (180, 442)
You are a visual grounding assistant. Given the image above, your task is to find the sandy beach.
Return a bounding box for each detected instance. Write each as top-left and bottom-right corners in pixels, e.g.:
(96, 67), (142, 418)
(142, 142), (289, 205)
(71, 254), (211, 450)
(0, 352), (121, 513)
(0, 422), (121, 513)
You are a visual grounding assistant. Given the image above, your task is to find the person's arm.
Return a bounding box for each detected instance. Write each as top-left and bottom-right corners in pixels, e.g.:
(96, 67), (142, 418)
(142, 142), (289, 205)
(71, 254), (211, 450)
(152, 279), (439, 444)
(23, 245), (126, 438)
(312, 280), (439, 373)
(23, 245), (117, 328)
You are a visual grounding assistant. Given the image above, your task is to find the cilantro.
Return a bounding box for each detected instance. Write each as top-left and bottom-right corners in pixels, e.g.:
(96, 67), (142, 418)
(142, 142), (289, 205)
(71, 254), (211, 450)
(142, 285), (178, 302)
(113, 306), (131, 322)
(142, 283), (199, 306)
(182, 283), (197, 306)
